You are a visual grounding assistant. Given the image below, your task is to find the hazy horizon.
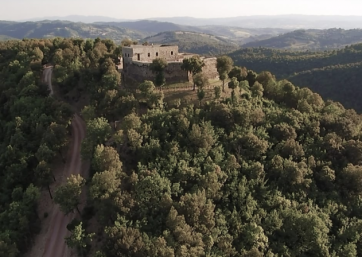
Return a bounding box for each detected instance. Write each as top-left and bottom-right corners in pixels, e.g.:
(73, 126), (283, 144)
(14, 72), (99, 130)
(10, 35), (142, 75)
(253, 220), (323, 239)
(2, 0), (362, 21)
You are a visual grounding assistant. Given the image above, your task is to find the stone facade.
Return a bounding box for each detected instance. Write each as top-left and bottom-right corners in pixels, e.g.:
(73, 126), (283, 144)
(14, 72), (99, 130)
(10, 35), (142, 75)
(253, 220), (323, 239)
(123, 45), (180, 64)
(121, 44), (219, 84)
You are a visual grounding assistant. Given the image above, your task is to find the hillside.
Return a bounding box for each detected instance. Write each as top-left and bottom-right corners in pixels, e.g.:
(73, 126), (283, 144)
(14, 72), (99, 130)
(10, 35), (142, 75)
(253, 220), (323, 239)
(229, 43), (362, 111)
(151, 15), (362, 29)
(4, 36), (362, 257)
(101, 20), (290, 45)
(25, 15), (362, 29)
(243, 28), (362, 50)
(143, 31), (240, 55)
(58, 47), (362, 256)
(0, 20), (145, 42)
(98, 20), (190, 36)
(0, 35), (17, 41)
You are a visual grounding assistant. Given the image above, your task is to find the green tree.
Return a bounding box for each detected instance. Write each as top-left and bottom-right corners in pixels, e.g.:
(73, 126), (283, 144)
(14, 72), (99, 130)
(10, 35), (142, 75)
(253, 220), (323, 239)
(181, 56), (205, 90)
(54, 174), (85, 214)
(228, 66), (247, 82)
(214, 86), (221, 100)
(65, 222), (94, 256)
(139, 80), (155, 96)
(216, 56), (234, 92)
(149, 58), (168, 88)
(81, 117), (112, 159)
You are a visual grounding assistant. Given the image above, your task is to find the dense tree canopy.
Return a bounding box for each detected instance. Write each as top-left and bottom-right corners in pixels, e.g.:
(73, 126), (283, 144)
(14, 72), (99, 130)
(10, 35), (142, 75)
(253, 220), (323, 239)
(4, 36), (362, 257)
(80, 52), (362, 256)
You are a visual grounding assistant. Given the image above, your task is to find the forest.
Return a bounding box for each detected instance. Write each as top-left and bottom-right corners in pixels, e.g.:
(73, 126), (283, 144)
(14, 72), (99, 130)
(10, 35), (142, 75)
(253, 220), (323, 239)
(2, 37), (362, 257)
(229, 44), (362, 111)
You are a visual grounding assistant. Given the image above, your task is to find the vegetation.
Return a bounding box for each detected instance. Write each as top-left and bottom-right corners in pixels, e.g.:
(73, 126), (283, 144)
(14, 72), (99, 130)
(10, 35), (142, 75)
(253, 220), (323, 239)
(0, 36), (129, 256)
(229, 43), (362, 111)
(0, 38), (74, 254)
(76, 51), (362, 255)
(243, 28), (362, 50)
(181, 55), (205, 90)
(0, 20), (145, 44)
(4, 35), (362, 256)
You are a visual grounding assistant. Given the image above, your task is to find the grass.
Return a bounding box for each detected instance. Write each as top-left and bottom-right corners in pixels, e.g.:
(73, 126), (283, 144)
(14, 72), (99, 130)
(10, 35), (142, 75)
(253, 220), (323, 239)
(123, 78), (233, 107)
(163, 79), (232, 107)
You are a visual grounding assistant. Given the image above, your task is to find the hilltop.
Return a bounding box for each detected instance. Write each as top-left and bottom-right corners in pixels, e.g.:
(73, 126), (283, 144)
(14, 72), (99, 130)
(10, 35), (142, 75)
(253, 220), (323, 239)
(143, 31), (239, 55)
(243, 28), (362, 50)
(228, 43), (362, 111)
(0, 20), (145, 43)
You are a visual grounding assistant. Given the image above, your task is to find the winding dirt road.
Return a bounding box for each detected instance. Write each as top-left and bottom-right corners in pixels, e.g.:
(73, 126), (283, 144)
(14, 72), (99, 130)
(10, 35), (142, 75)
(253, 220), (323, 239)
(42, 114), (86, 257)
(26, 65), (88, 257)
(43, 66), (54, 95)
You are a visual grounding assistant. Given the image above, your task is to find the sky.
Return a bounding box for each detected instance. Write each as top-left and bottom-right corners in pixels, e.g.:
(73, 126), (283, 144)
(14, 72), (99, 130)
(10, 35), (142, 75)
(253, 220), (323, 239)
(1, 0), (362, 21)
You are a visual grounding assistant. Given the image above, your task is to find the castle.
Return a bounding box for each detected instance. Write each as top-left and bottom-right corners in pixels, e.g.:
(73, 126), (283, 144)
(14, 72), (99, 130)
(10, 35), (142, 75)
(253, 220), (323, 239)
(121, 44), (219, 84)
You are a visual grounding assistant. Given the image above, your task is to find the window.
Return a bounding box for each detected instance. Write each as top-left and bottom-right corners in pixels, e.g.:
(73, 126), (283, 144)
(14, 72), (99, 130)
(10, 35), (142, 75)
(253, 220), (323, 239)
(148, 53), (150, 57)
(171, 51), (174, 55)
(137, 54), (140, 61)
(156, 52), (159, 57)
(127, 54), (129, 57)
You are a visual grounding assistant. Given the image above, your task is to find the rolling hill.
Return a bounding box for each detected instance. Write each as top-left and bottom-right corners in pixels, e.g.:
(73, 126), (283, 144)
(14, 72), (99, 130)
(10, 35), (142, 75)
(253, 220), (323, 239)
(0, 20), (146, 43)
(228, 43), (362, 111)
(0, 35), (18, 41)
(150, 15), (362, 29)
(242, 28), (362, 50)
(99, 20), (291, 45)
(143, 31), (240, 55)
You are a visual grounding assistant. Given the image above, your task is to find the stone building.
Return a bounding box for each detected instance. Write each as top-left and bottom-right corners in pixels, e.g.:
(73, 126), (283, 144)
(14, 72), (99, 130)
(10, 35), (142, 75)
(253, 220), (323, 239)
(121, 44), (219, 84)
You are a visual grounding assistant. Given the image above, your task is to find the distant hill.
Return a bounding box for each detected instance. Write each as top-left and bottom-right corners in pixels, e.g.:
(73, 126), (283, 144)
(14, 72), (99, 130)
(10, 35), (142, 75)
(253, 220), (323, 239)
(0, 35), (18, 41)
(150, 15), (362, 29)
(98, 20), (189, 36)
(24, 15), (128, 23)
(143, 31), (240, 56)
(243, 28), (362, 50)
(22, 15), (362, 29)
(228, 43), (362, 111)
(99, 20), (291, 45)
(0, 19), (287, 48)
(0, 20), (145, 42)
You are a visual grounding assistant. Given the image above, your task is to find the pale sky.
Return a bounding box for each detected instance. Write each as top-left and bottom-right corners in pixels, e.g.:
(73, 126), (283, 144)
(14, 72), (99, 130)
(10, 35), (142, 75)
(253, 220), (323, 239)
(1, 0), (362, 21)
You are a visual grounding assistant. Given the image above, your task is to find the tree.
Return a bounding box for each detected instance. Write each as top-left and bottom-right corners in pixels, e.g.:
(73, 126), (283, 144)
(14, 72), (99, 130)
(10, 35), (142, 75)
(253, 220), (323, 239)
(149, 58), (168, 89)
(92, 144), (123, 173)
(34, 160), (55, 199)
(228, 77), (239, 103)
(228, 66), (247, 82)
(54, 174), (85, 214)
(139, 80), (155, 96)
(181, 56), (205, 90)
(65, 222), (94, 256)
(197, 89), (205, 107)
(216, 56), (233, 92)
(193, 72), (209, 90)
(214, 86), (221, 100)
(81, 117), (112, 159)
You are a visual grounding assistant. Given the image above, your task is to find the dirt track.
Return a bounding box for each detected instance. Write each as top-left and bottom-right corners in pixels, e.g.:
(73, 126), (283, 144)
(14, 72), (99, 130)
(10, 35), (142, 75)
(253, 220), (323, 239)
(25, 67), (88, 257)
(43, 66), (54, 95)
(42, 114), (86, 257)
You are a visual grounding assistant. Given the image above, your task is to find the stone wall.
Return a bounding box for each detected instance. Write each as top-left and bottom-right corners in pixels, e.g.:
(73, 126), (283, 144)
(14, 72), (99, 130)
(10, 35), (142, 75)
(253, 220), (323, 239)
(122, 52), (219, 85)
(122, 45), (179, 64)
(123, 61), (189, 84)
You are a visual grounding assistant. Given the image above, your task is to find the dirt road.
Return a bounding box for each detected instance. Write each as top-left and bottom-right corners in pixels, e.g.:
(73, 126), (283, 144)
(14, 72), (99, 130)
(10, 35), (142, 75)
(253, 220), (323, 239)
(43, 66), (54, 96)
(41, 114), (86, 257)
